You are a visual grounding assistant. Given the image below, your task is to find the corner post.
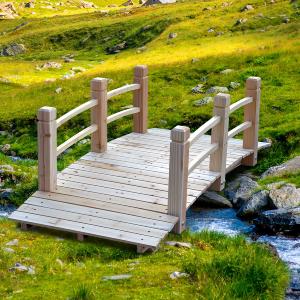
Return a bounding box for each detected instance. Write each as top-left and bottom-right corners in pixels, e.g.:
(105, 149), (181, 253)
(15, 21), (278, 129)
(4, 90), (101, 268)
(133, 65), (148, 133)
(91, 78), (108, 153)
(37, 106), (57, 192)
(168, 126), (190, 234)
(242, 77), (261, 166)
(209, 93), (230, 191)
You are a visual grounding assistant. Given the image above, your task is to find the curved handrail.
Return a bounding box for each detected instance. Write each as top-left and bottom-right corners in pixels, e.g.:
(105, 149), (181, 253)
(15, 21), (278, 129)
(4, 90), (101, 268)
(57, 124), (98, 156)
(107, 107), (140, 124)
(56, 99), (97, 128)
(107, 84), (140, 100)
(188, 143), (219, 174)
(188, 116), (221, 145)
(229, 97), (252, 114)
(228, 121), (252, 139)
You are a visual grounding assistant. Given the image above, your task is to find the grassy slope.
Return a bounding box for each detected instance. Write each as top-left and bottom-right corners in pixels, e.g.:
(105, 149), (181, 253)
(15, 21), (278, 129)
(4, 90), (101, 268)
(0, 1), (296, 298)
(0, 218), (289, 299)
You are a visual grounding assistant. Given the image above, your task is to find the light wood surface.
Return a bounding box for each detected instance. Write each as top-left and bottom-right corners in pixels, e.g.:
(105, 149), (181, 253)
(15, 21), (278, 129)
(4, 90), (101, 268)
(57, 125), (97, 156)
(107, 83), (140, 99)
(56, 99), (97, 128)
(107, 107), (140, 124)
(12, 75), (268, 252)
(38, 106), (57, 192)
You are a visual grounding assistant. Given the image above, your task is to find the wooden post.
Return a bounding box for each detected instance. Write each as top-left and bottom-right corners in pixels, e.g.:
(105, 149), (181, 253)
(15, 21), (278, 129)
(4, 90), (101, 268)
(91, 78), (108, 153)
(38, 106), (57, 192)
(168, 126), (190, 234)
(133, 65), (148, 133)
(209, 93), (230, 191)
(242, 77), (261, 166)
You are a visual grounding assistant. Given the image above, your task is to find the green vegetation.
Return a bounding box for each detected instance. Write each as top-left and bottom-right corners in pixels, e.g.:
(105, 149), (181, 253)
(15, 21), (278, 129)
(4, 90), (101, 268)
(259, 170), (300, 188)
(0, 219), (289, 299)
(0, 1), (298, 297)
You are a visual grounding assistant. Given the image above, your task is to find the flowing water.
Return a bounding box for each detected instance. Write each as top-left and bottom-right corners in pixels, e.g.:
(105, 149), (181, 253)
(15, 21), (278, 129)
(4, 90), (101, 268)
(187, 207), (300, 299)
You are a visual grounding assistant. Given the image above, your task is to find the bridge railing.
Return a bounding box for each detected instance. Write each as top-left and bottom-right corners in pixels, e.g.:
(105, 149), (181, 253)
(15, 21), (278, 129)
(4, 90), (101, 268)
(37, 65), (148, 192)
(168, 77), (261, 233)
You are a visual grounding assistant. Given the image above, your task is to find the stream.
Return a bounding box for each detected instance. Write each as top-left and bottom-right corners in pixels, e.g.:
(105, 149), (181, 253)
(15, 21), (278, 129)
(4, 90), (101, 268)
(187, 207), (300, 299)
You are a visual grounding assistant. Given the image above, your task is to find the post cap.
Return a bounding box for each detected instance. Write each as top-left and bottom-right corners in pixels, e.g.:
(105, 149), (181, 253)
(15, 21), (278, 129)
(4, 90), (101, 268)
(171, 125), (190, 142)
(37, 106), (57, 121)
(134, 65), (148, 77)
(246, 77), (261, 89)
(214, 93), (231, 108)
(91, 77), (108, 91)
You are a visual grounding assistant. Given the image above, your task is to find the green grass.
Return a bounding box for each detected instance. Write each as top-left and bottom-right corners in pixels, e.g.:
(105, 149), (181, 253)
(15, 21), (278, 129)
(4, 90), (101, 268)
(0, 0), (299, 204)
(258, 170), (300, 188)
(0, 219), (289, 299)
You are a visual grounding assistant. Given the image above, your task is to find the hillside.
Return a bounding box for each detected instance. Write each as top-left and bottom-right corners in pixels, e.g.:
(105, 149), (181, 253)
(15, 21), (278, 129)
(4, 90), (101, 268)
(0, 1), (299, 299)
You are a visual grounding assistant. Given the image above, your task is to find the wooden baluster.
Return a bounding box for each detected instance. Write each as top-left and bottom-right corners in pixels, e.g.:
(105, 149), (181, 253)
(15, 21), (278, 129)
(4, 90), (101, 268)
(133, 65), (148, 133)
(209, 93), (230, 191)
(168, 126), (190, 234)
(91, 78), (108, 153)
(242, 77), (261, 166)
(38, 106), (57, 192)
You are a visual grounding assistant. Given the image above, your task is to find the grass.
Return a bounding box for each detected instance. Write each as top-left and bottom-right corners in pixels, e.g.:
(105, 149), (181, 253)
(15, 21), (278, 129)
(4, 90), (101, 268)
(0, 219), (289, 299)
(258, 170), (300, 188)
(0, 2), (297, 297)
(0, 0), (299, 204)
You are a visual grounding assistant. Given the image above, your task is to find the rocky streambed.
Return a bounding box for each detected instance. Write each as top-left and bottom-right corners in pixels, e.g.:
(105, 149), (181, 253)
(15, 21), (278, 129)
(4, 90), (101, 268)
(187, 157), (300, 299)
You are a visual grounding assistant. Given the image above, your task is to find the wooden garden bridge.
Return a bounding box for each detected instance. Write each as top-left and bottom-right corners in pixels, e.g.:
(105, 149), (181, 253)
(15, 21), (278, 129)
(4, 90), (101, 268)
(10, 65), (269, 253)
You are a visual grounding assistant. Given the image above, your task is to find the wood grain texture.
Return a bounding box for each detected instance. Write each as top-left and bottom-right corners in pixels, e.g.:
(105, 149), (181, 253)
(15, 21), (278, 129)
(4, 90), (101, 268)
(91, 78), (108, 153)
(243, 77), (261, 166)
(38, 106), (57, 192)
(133, 65), (148, 133)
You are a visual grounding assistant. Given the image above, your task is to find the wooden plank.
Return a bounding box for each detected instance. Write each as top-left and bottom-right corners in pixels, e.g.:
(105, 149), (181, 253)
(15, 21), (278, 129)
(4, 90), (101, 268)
(9, 211), (160, 247)
(57, 179), (169, 205)
(77, 159), (219, 184)
(19, 202), (170, 237)
(57, 173), (202, 198)
(80, 152), (219, 181)
(32, 191), (175, 222)
(36, 187), (168, 213)
(62, 165), (209, 193)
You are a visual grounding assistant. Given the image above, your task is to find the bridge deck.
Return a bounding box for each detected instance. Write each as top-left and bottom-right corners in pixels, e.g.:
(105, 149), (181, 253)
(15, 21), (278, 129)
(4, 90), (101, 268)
(9, 128), (269, 251)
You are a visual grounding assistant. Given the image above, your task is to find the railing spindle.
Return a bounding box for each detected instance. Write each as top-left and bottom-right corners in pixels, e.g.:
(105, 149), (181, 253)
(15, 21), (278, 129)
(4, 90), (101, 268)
(38, 106), (57, 192)
(168, 126), (190, 234)
(91, 78), (108, 153)
(243, 77), (261, 166)
(209, 93), (230, 191)
(133, 65), (148, 133)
